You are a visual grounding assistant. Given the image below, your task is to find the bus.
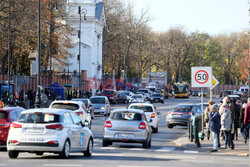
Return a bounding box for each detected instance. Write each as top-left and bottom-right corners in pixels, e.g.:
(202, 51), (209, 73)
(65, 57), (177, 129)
(173, 82), (189, 98)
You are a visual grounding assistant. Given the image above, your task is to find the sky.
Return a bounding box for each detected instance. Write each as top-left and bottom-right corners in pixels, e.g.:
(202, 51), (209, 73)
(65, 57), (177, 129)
(125, 0), (249, 35)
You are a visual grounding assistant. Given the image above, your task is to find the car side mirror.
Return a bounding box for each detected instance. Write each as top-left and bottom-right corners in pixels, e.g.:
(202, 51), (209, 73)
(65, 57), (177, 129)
(87, 110), (91, 113)
(149, 119), (153, 123)
(157, 112), (161, 115)
(84, 121), (89, 127)
(154, 107), (157, 110)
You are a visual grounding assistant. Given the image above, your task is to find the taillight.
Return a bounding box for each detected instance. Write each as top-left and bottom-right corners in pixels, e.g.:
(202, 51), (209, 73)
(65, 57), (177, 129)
(10, 123), (22, 129)
(46, 124), (64, 131)
(183, 112), (192, 115)
(138, 122), (147, 129)
(76, 112), (83, 116)
(151, 113), (156, 118)
(168, 112), (173, 115)
(9, 140), (19, 143)
(104, 120), (112, 128)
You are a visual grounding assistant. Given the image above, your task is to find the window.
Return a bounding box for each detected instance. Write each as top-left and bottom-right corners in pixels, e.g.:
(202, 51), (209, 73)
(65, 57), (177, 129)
(130, 106), (153, 112)
(111, 112), (142, 121)
(90, 97), (105, 104)
(18, 113), (60, 123)
(10, 111), (17, 120)
(70, 113), (82, 125)
(51, 103), (79, 110)
(0, 111), (7, 119)
(64, 113), (73, 124)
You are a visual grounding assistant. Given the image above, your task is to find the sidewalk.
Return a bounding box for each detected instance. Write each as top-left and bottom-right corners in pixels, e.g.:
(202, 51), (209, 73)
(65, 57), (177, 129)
(174, 131), (249, 157)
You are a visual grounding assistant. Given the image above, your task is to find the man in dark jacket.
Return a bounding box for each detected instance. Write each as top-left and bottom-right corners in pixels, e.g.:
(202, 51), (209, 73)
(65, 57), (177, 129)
(232, 98), (240, 140)
(209, 105), (221, 152)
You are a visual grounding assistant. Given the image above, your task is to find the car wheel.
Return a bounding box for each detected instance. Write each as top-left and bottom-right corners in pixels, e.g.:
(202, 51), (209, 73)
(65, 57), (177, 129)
(35, 152), (44, 156)
(102, 140), (112, 147)
(142, 138), (149, 148)
(59, 140), (70, 159)
(153, 126), (158, 133)
(167, 124), (174, 129)
(84, 138), (93, 157)
(8, 151), (19, 159)
(161, 101), (164, 104)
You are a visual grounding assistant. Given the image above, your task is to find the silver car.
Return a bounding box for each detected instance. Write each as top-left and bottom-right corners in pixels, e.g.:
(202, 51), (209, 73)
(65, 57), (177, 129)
(7, 109), (94, 159)
(89, 96), (111, 116)
(103, 109), (152, 148)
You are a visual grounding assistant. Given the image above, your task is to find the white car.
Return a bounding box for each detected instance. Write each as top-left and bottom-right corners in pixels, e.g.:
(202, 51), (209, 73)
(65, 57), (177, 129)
(129, 95), (145, 103)
(7, 109), (94, 159)
(49, 100), (92, 128)
(128, 103), (159, 133)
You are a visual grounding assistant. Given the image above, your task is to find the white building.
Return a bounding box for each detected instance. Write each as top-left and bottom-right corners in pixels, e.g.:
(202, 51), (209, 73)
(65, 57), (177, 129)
(65, 0), (105, 84)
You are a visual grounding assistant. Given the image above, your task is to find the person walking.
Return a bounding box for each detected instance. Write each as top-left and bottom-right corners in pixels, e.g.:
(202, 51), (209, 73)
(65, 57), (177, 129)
(208, 105), (221, 152)
(205, 100), (215, 140)
(239, 105), (246, 142)
(221, 102), (232, 149)
(232, 98), (240, 140)
(244, 97), (250, 143)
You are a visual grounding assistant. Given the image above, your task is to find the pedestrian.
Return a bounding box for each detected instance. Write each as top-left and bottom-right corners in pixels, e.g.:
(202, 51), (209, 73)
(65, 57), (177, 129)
(239, 105), (246, 142)
(73, 89), (77, 98)
(66, 88), (72, 100)
(204, 100), (215, 140)
(232, 98), (240, 140)
(220, 102), (231, 149)
(228, 99), (235, 149)
(244, 97), (250, 143)
(209, 104), (221, 152)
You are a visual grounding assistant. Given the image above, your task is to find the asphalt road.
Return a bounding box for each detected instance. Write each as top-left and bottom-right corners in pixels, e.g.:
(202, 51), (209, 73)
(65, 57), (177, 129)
(0, 97), (248, 167)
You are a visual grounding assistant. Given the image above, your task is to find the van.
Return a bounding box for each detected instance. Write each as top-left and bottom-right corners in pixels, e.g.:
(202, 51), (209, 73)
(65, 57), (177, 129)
(239, 86), (249, 93)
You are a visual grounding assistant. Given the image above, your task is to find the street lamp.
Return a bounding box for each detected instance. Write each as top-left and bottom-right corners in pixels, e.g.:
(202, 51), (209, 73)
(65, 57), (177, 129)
(78, 6), (87, 92)
(35, 0), (42, 108)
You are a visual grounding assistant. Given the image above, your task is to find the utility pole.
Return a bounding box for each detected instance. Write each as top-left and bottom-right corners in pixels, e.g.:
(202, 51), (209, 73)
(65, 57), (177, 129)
(35, 0), (42, 108)
(78, 6), (82, 91)
(7, 0), (11, 104)
(49, 0), (53, 99)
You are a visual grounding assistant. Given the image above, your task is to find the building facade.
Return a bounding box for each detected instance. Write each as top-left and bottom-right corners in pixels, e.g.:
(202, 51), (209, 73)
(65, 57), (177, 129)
(65, 0), (105, 88)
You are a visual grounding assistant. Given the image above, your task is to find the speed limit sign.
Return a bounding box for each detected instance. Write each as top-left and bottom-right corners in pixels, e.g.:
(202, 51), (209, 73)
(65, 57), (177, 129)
(191, 67), (212, 87)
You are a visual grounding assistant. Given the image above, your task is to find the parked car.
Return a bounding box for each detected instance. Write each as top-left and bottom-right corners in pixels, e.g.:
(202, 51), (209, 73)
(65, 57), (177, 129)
(49, 100), (92, 129)
(128, 103), (159, 133)
(198, 90), (208, 97)
(129, 94), (145, 103)
(72, 99), (94, 119)
(100, 89), (118, 104)
(103, 109), (152, 148)
(117, 93), (129, 104)
(7, 108), (94, 159)
(89, 96), (111, 116)
(166, 104), (204, 128)
(222, 90), (234, 97)
(0, 107), (25, 148)
(150, 93), (164, 104)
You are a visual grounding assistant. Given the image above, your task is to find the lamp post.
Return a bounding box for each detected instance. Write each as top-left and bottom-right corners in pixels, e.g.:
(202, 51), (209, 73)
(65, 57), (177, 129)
(49, 0), (53, 99)
(35, 0), (42, 108)
(78, 6), (87, 92)
(7, 0), (11, 104)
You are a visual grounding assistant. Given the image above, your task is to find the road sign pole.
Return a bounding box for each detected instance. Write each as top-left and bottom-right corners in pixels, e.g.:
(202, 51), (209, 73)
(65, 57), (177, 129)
(210, 89), (213, 101)
(201, 90), (204, 133)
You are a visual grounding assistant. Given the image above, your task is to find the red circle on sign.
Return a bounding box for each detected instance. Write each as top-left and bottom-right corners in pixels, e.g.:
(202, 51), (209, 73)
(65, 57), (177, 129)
(195, 70), (209, 84)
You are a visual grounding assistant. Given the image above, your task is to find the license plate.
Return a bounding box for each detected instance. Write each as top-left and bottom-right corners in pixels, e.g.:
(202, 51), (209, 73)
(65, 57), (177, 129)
(155, 99), (159, 102)
(116, 133), (134, 138)
(25, 128), (44, 133)
(20, 137), (44, 142)
(173, 114), (182, 118)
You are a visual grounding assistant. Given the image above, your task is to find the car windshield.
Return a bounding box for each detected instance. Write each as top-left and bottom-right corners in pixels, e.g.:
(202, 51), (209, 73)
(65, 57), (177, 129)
(152, 94), (162, 97)
(130, 106), (153, 112)
(102, 90), (113, 95)
(119, 91), (129, 96)
(173, 105), (194, 112)
(132, 95), (142, 99)
(196, 105), (208, 113)
(0, 111), (7, 119)
(72, 99), (88, 108)
(51, 103), (79, 110)
(90, 98), (105, 104)
(18, 113), (60, 123)
(138, 89), (148, 93)
(111, 112), (142, 121)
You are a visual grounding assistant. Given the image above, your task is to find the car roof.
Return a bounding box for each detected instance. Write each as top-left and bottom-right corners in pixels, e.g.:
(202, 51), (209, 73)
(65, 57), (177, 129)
(112, 108), (144, 114)
(72, 98), (88, 101)
(51, 100), (83, 105)
(21, 108), (71, 115)
(90, 96), (106, 98)
(129, 103), (154, 107)
(228, 95), (240, 98)
(0, 107), (25, 111)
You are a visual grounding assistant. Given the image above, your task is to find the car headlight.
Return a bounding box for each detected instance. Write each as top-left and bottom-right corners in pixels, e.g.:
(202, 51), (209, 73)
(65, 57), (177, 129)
(101, 107), (105, 110)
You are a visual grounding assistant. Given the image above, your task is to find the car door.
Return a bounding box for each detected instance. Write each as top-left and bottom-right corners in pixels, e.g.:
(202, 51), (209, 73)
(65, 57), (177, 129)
(70, 112), (84, 151)
(63, 112), (75, 149)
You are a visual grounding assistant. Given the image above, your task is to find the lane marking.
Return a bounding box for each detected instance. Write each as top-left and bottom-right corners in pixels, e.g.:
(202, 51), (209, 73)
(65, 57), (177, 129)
(184, 150), (198, 154)
(155, 147), (175, 152)
(43, 164), (83, 167)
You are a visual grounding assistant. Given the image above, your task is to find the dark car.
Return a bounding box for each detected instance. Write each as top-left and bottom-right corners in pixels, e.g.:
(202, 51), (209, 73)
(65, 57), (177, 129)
(223, 90), (233, 97)
(192, 90), (199, 96)
(101, 89), (118, 104)
(117, 93), (129, 104)
(0, 107), (25, 147)
(166, 104), (205, 128)
(150, 93), (164, 103)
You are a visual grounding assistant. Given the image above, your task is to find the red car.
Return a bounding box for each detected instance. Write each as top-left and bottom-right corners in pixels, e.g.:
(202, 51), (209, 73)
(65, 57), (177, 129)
(0, 107), (25, 147)
(101, 89), (118, 104)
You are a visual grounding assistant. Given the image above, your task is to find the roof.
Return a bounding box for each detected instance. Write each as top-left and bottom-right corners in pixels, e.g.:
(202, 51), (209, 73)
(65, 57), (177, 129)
(0, 107), (25, 111)
(129, 103), (154, 107)
(21, 108), (71, 114)
(112, 109), (144, 114)
(95, 2), (104, 20)
(50, 100), (83, 106)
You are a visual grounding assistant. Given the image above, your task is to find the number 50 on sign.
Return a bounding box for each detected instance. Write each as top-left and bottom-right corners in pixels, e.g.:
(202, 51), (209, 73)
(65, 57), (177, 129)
(191, 67), (212, 87)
